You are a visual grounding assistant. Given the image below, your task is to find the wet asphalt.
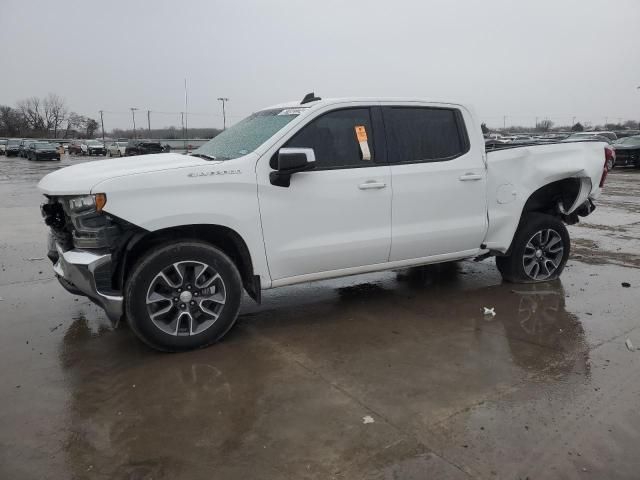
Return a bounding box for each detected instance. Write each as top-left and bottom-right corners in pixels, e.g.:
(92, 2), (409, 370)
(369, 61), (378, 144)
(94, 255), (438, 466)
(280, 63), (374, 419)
(1, 154), (639, 479)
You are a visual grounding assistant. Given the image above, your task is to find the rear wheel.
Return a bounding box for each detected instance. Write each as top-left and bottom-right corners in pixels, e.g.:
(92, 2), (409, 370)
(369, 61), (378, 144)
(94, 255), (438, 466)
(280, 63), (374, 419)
(496, 213), (570, 283)
(125, 242), (243, 352)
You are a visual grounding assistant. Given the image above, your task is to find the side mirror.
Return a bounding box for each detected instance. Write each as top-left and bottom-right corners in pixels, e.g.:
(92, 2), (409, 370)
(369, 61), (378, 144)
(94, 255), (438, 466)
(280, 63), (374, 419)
(269, 148), (316, 187)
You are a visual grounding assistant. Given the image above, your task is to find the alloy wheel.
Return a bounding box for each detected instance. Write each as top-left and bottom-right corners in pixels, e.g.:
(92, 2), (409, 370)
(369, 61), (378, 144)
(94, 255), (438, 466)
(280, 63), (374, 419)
(145, 261), (226, 336)
(522, 229), (564, 280)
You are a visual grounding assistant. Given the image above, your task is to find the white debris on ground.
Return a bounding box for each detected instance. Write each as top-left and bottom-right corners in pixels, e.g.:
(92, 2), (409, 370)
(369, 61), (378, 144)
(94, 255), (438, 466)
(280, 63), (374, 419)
(625, 339), (635, 352)
(362, 415), (375, 424)
(483, 307), (496, 317)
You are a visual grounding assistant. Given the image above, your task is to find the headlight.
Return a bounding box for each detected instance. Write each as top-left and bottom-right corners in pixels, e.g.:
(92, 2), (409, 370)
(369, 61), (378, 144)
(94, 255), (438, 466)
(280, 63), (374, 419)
(68, 193), (107, 213)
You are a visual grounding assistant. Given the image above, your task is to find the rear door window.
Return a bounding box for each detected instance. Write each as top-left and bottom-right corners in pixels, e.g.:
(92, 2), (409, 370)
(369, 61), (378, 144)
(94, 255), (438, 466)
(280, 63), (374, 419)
(384, 107), (469, 163)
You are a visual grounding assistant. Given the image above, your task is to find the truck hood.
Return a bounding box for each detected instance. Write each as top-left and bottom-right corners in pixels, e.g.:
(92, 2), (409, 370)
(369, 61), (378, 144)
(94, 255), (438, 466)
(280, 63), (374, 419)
(38, 153), (212, 195)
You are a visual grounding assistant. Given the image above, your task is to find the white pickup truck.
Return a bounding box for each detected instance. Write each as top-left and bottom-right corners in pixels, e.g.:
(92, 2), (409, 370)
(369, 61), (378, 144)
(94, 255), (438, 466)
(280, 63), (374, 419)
(38, 94), (609, 351)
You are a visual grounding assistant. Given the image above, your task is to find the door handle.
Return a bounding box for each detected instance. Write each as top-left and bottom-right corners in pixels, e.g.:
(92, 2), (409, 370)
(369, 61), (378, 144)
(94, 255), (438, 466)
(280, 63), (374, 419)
(358, 181), (387, 190)
(459, 173), (483, 181)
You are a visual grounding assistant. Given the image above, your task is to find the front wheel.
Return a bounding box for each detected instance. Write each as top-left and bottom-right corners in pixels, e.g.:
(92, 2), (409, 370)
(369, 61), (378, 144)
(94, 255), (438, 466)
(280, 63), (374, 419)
(496, 213), (570, 283)
(125, 242), (243, 352)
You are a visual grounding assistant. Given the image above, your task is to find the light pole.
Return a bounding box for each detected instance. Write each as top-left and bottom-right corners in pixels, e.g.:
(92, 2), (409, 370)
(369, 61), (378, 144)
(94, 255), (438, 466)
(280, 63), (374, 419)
(181, 112), (186, 151)
(130, 107), (138, 138)
(99, 110), (105, 144)
(218, 97), (229, 130)
(147, 110), (151, 137)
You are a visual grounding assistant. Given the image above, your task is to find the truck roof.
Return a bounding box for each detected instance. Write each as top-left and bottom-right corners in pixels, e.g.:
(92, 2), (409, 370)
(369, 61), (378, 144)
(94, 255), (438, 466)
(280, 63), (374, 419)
(265, 97), (466, 110)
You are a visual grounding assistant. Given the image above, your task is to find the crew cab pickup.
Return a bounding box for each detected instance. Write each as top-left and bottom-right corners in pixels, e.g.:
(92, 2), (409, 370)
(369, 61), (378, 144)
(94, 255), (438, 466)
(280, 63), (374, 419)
(38, 94), (608, 351)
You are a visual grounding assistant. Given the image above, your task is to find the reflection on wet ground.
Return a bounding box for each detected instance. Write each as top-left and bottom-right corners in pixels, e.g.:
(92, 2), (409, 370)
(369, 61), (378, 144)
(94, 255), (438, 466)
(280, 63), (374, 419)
(1, 157), (640, 479)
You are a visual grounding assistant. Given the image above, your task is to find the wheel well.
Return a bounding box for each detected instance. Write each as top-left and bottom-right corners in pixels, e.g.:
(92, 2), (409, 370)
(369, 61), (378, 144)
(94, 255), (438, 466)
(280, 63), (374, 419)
(116, 224), (258, 302)
(521, 178), (580, 219)
(496, 178), (581, 257)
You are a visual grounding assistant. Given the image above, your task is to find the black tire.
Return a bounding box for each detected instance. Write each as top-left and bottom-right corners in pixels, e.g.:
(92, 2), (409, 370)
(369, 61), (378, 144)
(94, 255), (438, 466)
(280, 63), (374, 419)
(125, 241), (243, 352)
(496, 213), (570, 283)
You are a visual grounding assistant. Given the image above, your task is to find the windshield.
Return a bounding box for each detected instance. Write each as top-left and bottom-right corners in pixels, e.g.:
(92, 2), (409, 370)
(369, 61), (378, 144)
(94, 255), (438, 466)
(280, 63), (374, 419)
(8, 140), (19, 146)
(617, 136), (640, 146)
(193, 108), (305, 160)
(35, 142), (52, 149)
(86, 140), (101, 145)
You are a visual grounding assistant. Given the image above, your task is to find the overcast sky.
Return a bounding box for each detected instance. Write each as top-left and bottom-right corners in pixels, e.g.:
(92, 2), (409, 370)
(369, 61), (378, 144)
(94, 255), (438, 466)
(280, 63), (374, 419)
(2, 0), (639, 130)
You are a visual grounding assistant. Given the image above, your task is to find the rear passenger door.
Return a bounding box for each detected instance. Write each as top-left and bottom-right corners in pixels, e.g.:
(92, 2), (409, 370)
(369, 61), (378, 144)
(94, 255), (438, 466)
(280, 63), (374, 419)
(383, 105), (487, 261)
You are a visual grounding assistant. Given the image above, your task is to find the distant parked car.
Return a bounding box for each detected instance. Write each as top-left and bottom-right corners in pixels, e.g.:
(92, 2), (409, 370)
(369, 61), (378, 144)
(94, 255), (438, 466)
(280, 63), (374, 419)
(19, 139), (35, 157)
(107, 141), (128, 157)
(613, 135), (640, 168)
(563, 133), (613, 144)
(27, 142), (61, 161)
(614, 130), (640, 139)
(6, 139), (21, 156)
(124, 139), (164, 156)
(85, 139), (107, 156)
(0, 139), (7, 155)
(485, 138), (508, 150)
(68, 141), (88, 155)
(565, 132), (614, 144)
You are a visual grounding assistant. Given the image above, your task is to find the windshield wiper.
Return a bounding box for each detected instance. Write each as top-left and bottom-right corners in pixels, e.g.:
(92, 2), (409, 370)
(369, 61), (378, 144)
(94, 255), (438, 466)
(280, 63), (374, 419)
(191, 153), (217, 161)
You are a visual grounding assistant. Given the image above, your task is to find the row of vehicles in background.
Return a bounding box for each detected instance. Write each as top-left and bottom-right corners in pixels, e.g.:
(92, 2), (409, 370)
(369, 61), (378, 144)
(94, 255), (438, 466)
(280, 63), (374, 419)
(484, 130), (640, 169)
(0, 138), (167, 160)
(69, 139), (165, 156)
(1, 139), (61, 160)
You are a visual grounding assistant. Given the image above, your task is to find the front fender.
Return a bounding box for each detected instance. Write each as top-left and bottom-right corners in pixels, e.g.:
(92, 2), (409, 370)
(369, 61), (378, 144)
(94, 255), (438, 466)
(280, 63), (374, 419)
(91, 160), (271, 285)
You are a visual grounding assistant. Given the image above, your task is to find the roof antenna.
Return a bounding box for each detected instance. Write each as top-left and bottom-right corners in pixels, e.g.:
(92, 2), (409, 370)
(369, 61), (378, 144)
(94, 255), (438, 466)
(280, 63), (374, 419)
(301, 92), (321, 104)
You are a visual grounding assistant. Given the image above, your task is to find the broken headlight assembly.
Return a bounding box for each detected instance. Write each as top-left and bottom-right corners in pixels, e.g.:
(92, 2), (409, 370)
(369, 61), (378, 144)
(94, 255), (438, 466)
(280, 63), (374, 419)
(61, 194), (121, 250)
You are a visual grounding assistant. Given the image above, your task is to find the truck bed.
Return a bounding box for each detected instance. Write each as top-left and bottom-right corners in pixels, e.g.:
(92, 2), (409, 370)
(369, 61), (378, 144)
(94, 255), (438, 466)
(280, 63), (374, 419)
(483, 141), (607, 252)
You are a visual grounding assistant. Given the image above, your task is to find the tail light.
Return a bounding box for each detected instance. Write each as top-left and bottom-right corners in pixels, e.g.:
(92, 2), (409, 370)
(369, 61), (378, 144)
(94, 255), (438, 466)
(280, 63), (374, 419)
(601, 146), (615, 187)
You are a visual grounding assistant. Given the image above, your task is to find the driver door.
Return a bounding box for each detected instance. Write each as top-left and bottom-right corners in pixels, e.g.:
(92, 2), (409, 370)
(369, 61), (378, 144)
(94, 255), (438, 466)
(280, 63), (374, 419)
(257, 107), (392, 283)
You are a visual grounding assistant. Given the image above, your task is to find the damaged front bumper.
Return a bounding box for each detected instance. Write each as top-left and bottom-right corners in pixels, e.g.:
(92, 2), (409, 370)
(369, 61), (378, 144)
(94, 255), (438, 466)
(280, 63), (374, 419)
(50, 236), (123, 323)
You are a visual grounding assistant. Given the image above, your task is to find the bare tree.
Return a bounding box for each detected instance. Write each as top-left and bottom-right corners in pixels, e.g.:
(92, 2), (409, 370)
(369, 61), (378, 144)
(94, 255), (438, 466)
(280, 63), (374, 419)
(536, 119), (554, 132)
(63, 112), (85, 138)
(43, 93), (67, 138)
(17, 97), (46, 134)
(0, 106), (26, 136)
